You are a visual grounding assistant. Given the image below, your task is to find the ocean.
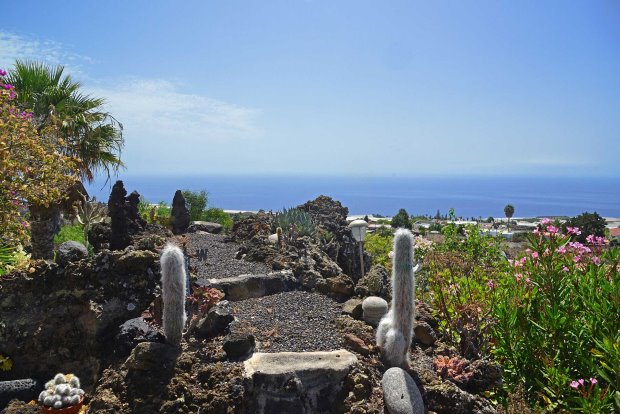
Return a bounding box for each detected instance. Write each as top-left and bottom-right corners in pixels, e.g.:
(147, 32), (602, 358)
(85, 175), (620, 219)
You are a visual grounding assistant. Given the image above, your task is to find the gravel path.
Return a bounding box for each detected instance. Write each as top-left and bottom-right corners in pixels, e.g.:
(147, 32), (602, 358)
(230, 291), (344, 353)
(186, 232), (271, 279)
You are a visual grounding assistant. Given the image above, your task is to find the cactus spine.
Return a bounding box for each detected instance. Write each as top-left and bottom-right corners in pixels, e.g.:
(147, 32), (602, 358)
(376, 228), (419, 368)
(276, 227), (283, 248)
(160, 243), (187, 345)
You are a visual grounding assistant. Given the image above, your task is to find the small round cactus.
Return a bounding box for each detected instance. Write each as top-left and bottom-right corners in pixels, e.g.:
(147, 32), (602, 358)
(39, 373), (84, 410)
(362, 296), (388, 326)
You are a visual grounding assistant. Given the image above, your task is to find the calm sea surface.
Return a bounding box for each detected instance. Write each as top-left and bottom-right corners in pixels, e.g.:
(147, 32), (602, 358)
(86, 175), (620, 218)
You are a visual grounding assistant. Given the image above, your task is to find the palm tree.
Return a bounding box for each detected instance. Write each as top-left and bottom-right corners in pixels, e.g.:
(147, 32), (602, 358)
(504, 204), (515, 232)
(6, 60), (124, 182)
(6, 60), (124, 258)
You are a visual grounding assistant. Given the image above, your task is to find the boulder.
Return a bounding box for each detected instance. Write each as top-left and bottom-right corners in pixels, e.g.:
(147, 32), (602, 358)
(325, 274), (355, 297)
(223, 330), (255, 359)
(381, 367), (425, 414)
(414, 321), (438, 346)
(115, 317), (165, 358)
(423, 379), (496, 414)
(342, 298), (363, 320)
(170, 190), (190, 235)
(355, 265), (391, 300)
(196, 302), (235, 337)
(124, 342), (179, 372)
(187, 221), (223, 234)
(204, 271), (298, 301)
(0, 379), (41, 409)
(56, 241), (88, 266)
(362, 296), (388, 326)
(243, 349), (358, 414)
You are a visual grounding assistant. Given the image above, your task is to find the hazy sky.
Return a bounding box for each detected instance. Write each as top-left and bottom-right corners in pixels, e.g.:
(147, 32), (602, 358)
(2, 1), (619, 177)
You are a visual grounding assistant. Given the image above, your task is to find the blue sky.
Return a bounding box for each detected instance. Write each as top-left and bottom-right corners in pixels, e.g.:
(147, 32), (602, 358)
(2, 1), (619, 177)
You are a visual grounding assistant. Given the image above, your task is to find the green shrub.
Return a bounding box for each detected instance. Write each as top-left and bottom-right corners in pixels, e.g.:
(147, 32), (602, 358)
(0, 245), (15, 276)
(424, 214), (507, 360)
(182, 190), (208, 221)
(54, 224), (86, 246)
(492, 220), (619, 412)
(562, 211), (607, 244)
(201, 208), (233, 232)
(365, 231), (393, 270)
(391, 208), (412, 229)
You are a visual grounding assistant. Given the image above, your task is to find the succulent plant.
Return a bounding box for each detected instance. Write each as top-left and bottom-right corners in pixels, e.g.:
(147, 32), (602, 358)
(39, 373), (84, 409)
(376, 229), (420, 368)
(276, 227), (283, 248)
(160, 243), (187, 346)
(275, 207), (317, 241)
(75, 192), (106, 250)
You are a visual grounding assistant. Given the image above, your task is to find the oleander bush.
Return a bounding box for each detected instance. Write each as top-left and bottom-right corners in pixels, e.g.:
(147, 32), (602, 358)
(492, 220), (619, 412)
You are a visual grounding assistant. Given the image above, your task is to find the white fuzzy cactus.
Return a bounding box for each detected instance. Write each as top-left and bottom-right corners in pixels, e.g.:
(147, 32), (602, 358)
(160, 243), (187, 346)
(39, 373), (84, 408)
(376, 229), (419, 368)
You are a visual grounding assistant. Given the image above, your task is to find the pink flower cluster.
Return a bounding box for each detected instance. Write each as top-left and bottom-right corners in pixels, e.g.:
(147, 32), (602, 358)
(0, 68), (16, 99)
(586, 234), (606, 246)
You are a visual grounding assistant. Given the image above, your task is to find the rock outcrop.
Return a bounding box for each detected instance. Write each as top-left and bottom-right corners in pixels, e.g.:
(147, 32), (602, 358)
(108, 180), (146, 250)
(243, 349), (358, 414)
(170, 190), (190, 235)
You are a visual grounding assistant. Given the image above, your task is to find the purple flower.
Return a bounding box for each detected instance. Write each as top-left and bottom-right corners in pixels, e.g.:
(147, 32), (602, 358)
(487, 279), (495, 290)
(0, 69), (6, 76)
(578, 378), (585, 386)
(547, 225), (559, 234)
(3, 83), (13, 90)
(567, 226), (581, 236)
(570, 380), (580, 389)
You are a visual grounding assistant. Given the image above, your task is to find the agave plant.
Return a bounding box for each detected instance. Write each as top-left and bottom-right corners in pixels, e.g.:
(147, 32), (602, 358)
(75, 193), (107, 250)
(275, 207), (317, 242)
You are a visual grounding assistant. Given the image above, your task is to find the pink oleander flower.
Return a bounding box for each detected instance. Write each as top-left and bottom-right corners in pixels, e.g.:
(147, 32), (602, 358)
(525, 277), (532, 285)
(543, 248), (550, 257)
(487, 279), (495, 290)
(531, 252), (539, 259)
(566, 226), (581, 236)
(562, 266), (569, 272)
(590, 377), (597, 385)
(541, 218), (551, 225)
(570, 380), (580, 389)
(592, 257), (600, 265)
(556, 246), (567, 254)
(547, 225), (559, 234)
(515, 273), (522, 281)
(578, 379), (585, 386)
(574, 256), (581, 263)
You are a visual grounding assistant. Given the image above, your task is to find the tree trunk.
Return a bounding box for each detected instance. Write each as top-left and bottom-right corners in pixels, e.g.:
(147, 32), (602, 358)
(29, 203), (61, 260)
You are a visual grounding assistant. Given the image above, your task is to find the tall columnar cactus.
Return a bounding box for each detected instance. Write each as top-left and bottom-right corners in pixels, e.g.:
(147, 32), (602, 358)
(160, 243), (187, 346)
(376, 228), (419, 368)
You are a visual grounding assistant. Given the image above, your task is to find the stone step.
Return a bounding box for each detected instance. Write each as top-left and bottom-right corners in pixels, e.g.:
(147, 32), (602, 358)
(197, 270), (299, 301)
(243, 349), (358, 414)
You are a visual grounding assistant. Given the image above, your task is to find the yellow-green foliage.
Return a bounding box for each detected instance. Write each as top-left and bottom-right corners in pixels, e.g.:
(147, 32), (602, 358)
(365, 229), (393, 271)
(202, 208), (233, 232)
(0, 78), (77, 248)
(54, 224), (86, 246)
(0, 354), (12, 371)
